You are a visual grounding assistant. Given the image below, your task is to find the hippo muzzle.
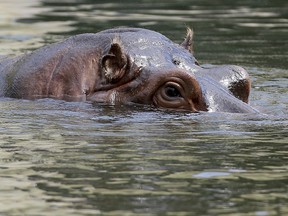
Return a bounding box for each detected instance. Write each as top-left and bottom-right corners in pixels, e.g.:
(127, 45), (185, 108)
(194, 65), (258, 113)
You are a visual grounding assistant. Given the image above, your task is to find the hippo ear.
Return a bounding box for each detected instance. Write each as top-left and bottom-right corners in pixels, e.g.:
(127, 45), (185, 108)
(101, 41), (128, 83)
(180, 28), (194, 53)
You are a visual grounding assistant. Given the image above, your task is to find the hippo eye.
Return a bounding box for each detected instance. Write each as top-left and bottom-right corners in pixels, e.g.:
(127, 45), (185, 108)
(165, 86), (182, 98)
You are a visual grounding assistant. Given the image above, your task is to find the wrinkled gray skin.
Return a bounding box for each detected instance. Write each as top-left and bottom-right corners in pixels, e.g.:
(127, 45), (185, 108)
(0, 28), (258, 113)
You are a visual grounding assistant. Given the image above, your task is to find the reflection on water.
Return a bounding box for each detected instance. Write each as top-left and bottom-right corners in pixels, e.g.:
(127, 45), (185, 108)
(0, 98), (287, 215)
(0, 0), (74, 54)
(1, 0), (287, 68)
(0, 0), (287, 215)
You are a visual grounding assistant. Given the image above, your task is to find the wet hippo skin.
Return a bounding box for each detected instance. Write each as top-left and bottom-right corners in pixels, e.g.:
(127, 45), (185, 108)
(0, 27), (258, 113)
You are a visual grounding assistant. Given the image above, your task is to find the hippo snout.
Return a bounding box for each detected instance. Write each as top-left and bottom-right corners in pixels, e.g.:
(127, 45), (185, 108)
(196, 65), (258, 113)
(199, 65), (251, 103)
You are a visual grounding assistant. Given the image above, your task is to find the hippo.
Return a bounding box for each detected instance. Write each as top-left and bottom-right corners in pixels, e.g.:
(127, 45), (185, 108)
(0, 27), (258, 113)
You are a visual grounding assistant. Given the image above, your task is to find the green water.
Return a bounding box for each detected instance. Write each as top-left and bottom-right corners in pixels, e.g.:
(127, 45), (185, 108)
(0, 0), (287, 215)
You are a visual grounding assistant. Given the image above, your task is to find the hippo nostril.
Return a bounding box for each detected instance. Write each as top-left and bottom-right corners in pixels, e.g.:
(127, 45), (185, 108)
(172, 59), (181, 66)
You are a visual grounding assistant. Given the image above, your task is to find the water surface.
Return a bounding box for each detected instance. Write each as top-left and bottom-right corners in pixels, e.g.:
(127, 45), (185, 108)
(0, 0), (287, 215)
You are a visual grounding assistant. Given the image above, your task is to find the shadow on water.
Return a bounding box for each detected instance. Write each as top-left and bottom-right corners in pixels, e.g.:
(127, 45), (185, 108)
(0, 0), (287, 215)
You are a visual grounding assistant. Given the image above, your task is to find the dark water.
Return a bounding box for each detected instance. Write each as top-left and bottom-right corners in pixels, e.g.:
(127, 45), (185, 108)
(0, 0), (287, 215)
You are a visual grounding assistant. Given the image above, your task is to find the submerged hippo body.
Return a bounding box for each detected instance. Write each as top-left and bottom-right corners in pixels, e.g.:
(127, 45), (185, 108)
(0, 28), (257, 113)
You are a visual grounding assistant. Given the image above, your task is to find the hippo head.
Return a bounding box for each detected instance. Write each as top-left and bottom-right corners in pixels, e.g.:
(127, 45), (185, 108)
(3, 27), (257, 113)
(87, 28), (256, 113)
(87, 41), (206, 112)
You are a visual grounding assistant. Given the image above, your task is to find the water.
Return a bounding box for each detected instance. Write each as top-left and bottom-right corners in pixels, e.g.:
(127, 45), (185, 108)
(0, 0), (287, 215)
